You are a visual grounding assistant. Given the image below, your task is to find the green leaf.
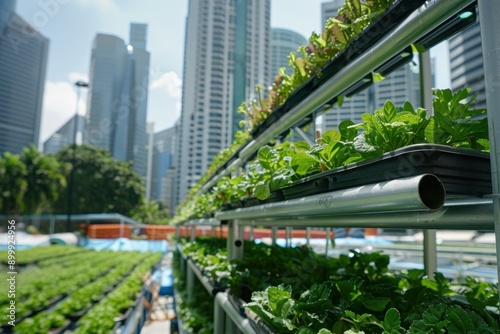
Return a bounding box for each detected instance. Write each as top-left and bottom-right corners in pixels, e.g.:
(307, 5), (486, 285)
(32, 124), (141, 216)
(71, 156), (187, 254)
(361, 295), (390, 312)
(253, 181), (270, 200)
(381, 308), (401, 334)
(372, 72), (385, 82)
(337, 95), (344, 108)
(322, 129), (342, 145)
(292, 152), (319, 176)
(268, 286), (292, 312)
(338, 120), (357, 141)
(318, 329), (333, 334)
(257, 146), (277, 171)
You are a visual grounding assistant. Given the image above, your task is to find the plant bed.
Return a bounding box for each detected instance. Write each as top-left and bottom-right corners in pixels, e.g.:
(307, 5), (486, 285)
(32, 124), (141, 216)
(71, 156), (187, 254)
(250, 0), (426, 139)
(281, 144), (491, 200)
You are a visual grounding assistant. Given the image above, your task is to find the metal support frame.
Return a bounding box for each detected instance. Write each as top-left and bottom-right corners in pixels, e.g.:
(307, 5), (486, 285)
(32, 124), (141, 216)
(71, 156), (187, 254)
(227, 220), (244, 261)
(419, 49), (437, 278)
(325, 228), (331, 257)
(285, 227), (292, 247)
(174, 2), (500, 332)
(478, 0), (500, 292)
(271, 226), (277, 245)
(214, 293), (257, 334)
(293, 126), (315, 146)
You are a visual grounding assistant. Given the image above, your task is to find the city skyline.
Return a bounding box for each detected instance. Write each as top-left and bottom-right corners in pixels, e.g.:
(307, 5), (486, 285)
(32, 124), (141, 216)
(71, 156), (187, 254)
(14, 0), (451, 149)
(84, 23), (150, 177)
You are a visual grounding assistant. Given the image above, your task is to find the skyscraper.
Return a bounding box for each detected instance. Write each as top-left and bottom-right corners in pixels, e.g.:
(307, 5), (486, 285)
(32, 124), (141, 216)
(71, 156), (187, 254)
(0, 0), (48, 155)
(270, 28), (308, 84)
(449, 22), (485, 108)
(320, 0), (420, 132)
(152, 125), (177, 210)
(84, 23), (150, 177)
(175, 0), (271, 205)
(43, 115), (85, 154)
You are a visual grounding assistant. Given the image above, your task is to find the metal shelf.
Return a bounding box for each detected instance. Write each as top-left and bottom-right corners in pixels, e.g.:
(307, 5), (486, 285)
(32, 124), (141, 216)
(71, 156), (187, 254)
(214, 292), (257, 334)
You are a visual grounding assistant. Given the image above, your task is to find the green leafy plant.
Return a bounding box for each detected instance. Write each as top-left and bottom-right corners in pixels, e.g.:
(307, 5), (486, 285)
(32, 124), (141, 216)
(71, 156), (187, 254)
(425, 88), (488, 150)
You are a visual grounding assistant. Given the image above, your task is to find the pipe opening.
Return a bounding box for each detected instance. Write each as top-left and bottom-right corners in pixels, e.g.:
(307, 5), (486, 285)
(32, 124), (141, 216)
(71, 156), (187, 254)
(418, 174), (446, 210)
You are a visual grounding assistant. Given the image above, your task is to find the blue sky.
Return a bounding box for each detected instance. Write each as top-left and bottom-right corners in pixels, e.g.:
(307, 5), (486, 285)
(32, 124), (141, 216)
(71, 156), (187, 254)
(15, 0), (449, 144)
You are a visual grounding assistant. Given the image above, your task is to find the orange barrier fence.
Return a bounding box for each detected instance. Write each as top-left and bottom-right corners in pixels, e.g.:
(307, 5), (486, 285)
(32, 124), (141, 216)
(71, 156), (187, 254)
(86, 224), (378, 240)
(87, 224), (131, 239)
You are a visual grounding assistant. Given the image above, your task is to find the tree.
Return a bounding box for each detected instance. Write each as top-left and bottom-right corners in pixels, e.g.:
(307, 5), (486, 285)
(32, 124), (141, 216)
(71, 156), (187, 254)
(52, 145), (144, 215)
(0, 152), (27, 214)
(21, 145), (68, 214)
(131, 200), (170, 224)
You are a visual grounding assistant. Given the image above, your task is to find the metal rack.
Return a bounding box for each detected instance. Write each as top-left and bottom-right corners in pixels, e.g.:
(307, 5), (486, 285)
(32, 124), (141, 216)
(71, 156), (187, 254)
(174, 0), (500, 332)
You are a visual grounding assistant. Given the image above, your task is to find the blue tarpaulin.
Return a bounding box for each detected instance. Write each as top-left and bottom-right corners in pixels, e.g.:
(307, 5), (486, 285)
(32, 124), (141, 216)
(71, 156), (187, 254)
(84, 238), (168, 253)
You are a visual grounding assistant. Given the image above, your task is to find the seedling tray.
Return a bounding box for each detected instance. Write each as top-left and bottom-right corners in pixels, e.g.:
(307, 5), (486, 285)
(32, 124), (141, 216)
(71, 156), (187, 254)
(282, 144), (491, 200)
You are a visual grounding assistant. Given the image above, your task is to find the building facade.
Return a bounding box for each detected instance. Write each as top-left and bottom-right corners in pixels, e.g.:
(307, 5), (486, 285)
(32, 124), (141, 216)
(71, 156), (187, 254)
(43, 115), (85, 154)
(0, 0), (48, 155)
(270, 28), (308, 84)
(449, 21), (485, 108)
(152, 125), (177, 211)
(175, 0), (271, 205)
(84, 23), (150, 177)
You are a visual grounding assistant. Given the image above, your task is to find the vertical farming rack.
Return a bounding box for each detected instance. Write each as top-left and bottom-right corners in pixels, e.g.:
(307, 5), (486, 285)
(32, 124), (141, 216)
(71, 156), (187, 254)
(173, 0), (500, 332)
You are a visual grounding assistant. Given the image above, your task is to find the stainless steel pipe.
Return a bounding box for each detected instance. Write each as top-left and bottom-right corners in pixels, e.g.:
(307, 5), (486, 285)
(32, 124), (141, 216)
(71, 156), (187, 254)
(235, 201), (493, 231)
(215, 174), (445, 220)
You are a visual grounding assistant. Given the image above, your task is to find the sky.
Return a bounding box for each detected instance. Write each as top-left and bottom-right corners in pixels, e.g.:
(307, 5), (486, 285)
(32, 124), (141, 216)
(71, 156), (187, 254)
(15, 0), (449, 145)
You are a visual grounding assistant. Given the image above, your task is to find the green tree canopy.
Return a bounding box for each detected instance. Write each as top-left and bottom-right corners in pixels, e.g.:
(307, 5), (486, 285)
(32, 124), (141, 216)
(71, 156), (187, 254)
(21, 144), (68, 214)
(131, 200), (169, 224)
(53, 145), (145, 215)
(0, 152), (27, 214)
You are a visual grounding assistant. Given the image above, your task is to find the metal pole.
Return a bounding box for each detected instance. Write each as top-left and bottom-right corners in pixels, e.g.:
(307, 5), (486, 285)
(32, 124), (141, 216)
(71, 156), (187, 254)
(325, 228), (331, 257)
(271, 226), (277, 245)
(213, 298), (225, 334)
(419, 50), (437, 279)
(477, 0), (500, 295)
(120, 218), (124, 238)
(49, 216), (55, 234)
(306, 227), (311, 247)
(66, 81), (88, 233)
(227, 220), (243, 261)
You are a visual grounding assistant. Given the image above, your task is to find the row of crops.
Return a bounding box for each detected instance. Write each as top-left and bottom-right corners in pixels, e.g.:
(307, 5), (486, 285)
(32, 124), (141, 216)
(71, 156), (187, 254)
(174, 237), (500, 334)
(0, 246), (162, 334)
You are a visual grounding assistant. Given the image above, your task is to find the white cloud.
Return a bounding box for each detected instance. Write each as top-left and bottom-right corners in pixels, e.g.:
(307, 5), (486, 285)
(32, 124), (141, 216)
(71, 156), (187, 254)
(148, 71), (183, 131)
(150, 71), (182, 99)
(76, 0), (117, 9)
(40, 73), (88, 144)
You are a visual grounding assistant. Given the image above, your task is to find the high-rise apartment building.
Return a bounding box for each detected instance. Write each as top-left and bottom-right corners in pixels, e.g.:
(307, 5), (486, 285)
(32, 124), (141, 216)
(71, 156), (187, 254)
(270, 28), (308, 84)
(0, 0), (48, 155)
(84, 23), (150, 177)
(321, 0), (419, 131)
(152, 126), (177, 210)
(175, 0), (271, 205)
(449, 21), (485, 108)
(43, 115), (85, 154)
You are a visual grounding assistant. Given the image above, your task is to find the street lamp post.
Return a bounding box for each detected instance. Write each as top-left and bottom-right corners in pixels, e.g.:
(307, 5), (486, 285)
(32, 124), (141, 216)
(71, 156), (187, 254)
(66, 80), (89, 232)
